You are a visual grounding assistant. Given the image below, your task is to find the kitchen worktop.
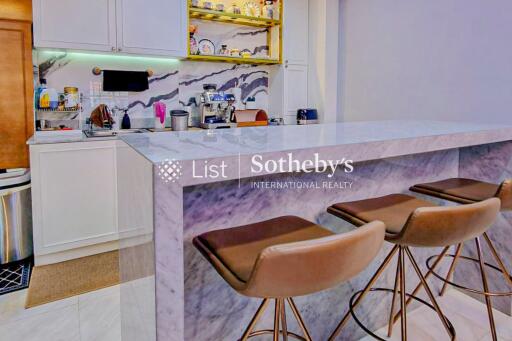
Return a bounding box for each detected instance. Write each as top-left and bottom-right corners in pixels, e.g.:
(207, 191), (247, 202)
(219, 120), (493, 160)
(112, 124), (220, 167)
(120, 120), (512, 187)
(27, 131), (118, 145)
(121, 120), (512, 164)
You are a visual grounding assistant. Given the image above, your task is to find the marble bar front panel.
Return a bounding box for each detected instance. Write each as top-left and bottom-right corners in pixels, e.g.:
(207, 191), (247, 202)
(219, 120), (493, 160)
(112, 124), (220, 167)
(181, 149), (458, 341)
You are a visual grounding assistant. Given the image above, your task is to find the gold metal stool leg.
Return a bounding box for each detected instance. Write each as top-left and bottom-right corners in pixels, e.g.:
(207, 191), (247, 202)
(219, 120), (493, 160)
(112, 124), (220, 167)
(280, 299), (288, 341)
(404, 247), (456, 340)
(399, 248), (407, 341)
(440, 244), (464, 296)
(274, 299), (281, 341)
(287, 298), (313, 341)
(241, 299), (271, 341)
(328, 245), (399, 340)
(241, 297), (310, 341)
(475, 237), (498, 341)
(483, 232), (512, 287)
(392, 246), (450, 325)
(387, 254), (401, 337)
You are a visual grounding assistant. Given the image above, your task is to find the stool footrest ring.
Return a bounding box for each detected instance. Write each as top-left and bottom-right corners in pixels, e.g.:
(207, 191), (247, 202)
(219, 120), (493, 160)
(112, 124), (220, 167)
(348, 287), (456, 341)
(426, 254), (512, 297)
(247, 329), (306, 340)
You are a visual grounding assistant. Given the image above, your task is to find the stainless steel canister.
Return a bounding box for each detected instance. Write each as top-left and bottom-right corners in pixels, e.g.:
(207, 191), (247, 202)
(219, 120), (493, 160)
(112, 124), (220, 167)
(171, 110), (189, 131)
(0, 170), (33, 264)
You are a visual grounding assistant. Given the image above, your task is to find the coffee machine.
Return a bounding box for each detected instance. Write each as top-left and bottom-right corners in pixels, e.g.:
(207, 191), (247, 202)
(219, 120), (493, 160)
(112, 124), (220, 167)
(198, 84), (237, 129)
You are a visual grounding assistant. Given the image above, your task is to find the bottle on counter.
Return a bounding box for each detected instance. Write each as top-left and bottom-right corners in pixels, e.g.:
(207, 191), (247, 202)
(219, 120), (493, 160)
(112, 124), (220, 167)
(39, 85), (50, 109)
(34, 79), (47, 109)
(48, 88), (59, 110)
(121, 109), (131, 129)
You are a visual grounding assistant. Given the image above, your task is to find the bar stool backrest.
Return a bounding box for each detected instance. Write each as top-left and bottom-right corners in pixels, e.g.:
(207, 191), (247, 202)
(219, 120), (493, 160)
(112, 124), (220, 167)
(241, 221), (386, 298)
(496, 179), (512, 210)
(389, 198), (500, 247)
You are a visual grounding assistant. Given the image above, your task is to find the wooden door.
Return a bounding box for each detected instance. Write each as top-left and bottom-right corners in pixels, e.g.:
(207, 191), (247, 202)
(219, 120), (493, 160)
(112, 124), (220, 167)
(0, 20), (33, 169)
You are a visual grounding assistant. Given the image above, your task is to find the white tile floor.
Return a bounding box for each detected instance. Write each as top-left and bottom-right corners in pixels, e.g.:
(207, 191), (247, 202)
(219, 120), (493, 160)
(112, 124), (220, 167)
(0, 286), (510, 341)
(0, 285), (120, 341)
(360, 289), (512, 341)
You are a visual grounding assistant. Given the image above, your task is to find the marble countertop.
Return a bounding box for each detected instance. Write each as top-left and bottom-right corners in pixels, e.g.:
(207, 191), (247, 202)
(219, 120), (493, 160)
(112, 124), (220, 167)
(120, 120), (512, 164)
(27, 131), (117, 145)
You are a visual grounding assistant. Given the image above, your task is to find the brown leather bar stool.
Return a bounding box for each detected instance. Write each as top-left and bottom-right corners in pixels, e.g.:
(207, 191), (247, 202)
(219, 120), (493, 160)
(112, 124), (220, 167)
(326, 194), (501, 341)
(411, 178), (512, 340)
(193, 215), (386, 340)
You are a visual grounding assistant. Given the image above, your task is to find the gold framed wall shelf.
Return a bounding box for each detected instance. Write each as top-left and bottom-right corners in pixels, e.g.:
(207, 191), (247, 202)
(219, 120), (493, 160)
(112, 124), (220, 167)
(189, 8), (281, 28)
(188, 54), (279, 65)
(187, 0), (283, 65)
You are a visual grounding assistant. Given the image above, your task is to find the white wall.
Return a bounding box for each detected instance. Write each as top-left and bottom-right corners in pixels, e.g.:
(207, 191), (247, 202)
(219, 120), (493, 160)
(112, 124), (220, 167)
(339, 0), (512, 124)
(308, 0), (339, 123)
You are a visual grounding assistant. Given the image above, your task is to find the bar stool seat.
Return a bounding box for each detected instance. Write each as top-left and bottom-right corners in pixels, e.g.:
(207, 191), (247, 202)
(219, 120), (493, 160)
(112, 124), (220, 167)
(328, 194), (436, 235)
(194, 216), (386, 341)
(194, 216), (334, 286)
(411, 178), (500, 204)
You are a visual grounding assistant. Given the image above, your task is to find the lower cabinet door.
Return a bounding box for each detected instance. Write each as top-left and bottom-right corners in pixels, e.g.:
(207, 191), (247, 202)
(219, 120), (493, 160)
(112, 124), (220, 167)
(31, 141), (118, 255)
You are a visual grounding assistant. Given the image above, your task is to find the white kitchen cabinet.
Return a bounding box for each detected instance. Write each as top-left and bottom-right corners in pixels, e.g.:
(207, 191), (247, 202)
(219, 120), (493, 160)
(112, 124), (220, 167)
(33, 0), (186, 57)
(269, 0), (309, 123)
(283, 0), (309, 65)
(116, 0), (186, 57)
(30, 140), (154, 265)
(33, 0), (117, 52)
(30, 141), (118, 263)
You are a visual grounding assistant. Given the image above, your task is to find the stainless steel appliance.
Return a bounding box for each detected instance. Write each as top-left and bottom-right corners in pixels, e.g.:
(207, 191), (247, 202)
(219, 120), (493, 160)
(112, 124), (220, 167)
(171, 110), (189, 131)
(0, 169), (33, 264)
(198, 84), (237, 129)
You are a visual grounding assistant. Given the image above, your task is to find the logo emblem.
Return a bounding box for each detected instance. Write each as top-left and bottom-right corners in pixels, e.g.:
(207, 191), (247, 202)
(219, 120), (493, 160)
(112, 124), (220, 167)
(158, 158), (183, 183)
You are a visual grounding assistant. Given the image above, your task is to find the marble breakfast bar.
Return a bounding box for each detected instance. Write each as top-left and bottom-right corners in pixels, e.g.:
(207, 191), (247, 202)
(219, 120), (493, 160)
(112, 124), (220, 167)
(118, 120), (512, 341)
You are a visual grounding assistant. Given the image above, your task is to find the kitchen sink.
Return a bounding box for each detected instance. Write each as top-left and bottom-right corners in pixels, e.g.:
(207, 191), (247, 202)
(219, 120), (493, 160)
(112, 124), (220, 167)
(84, 129), (147, 138)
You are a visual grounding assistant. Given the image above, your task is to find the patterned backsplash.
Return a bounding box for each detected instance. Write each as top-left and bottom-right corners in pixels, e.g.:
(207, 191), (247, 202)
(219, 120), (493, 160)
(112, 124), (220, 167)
(34, 47), (272, 128)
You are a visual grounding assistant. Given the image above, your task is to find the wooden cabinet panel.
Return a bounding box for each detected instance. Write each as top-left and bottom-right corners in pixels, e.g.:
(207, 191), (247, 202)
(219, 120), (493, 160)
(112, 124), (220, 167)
(0, 20), (33, 169)
(0, 0), (32, 21)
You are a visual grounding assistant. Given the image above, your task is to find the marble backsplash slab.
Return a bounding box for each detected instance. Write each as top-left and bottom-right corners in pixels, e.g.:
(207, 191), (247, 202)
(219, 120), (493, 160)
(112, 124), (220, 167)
(33, 48), (271, 129)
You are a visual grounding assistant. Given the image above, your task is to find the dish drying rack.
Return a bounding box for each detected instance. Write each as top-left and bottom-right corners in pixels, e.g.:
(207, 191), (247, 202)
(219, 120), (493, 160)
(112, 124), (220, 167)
(35, 93), (84, 131)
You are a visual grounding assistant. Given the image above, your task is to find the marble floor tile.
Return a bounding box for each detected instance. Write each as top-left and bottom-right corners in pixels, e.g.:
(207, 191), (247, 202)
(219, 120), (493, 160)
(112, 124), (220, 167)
(78, 288), (121, 341)
(0, 304), (80, 341)
(78, 285), (120, 304)
(0, 283), (509, 340)
(0, 288), (77, 324)
(359, 289), (511, 341)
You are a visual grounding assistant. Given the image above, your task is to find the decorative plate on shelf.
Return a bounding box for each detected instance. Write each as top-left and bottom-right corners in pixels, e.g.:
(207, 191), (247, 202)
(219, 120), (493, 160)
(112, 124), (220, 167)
(190, 36), (199, 55)
(198, 39), (215, 55)
(243, 1), (260, 17)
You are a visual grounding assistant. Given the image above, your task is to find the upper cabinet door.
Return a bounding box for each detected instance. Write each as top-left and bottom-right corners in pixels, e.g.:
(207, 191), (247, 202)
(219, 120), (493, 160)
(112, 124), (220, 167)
(116, 0), (186, 57)
(33, 0), (117, 51)
(283, 0), (308, 65)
